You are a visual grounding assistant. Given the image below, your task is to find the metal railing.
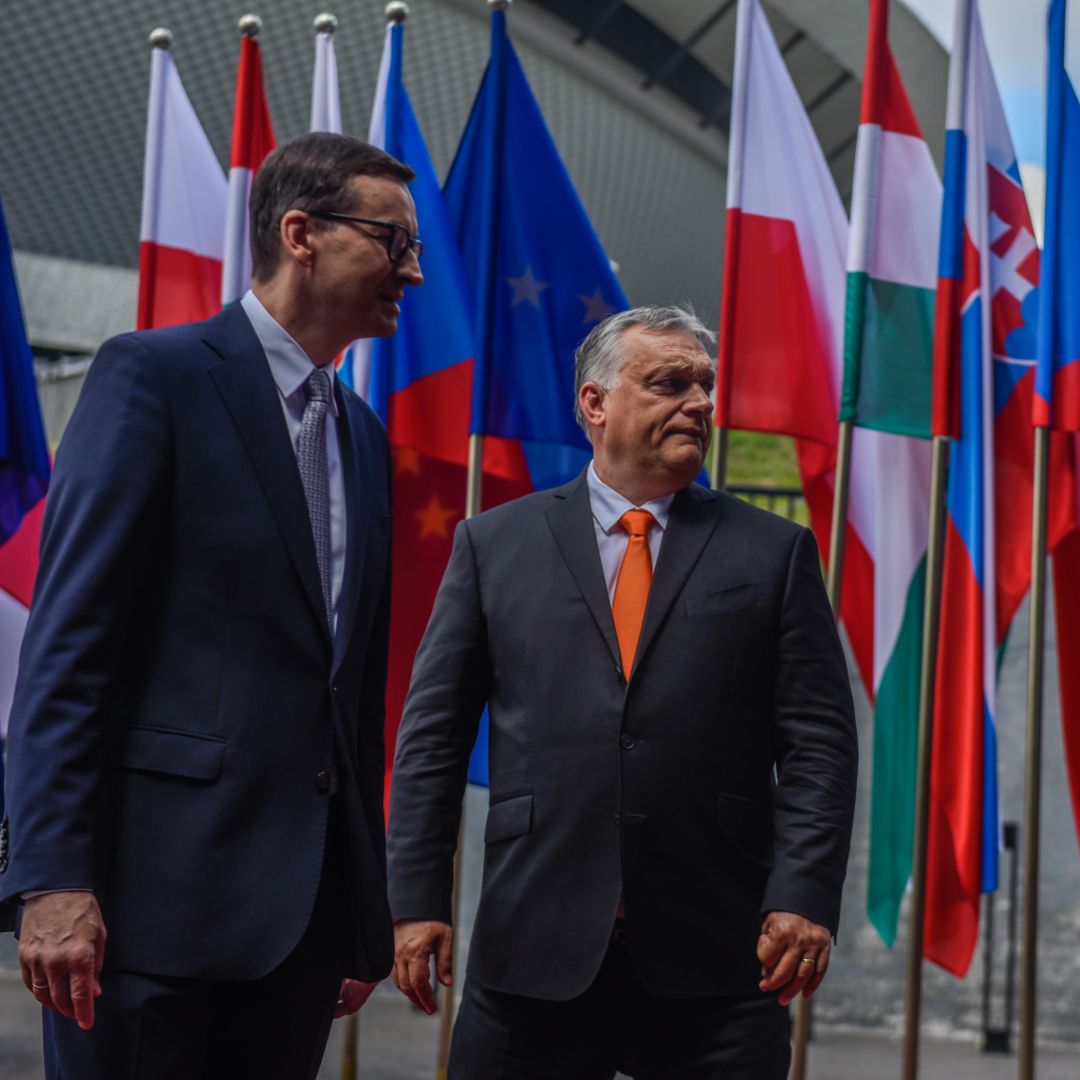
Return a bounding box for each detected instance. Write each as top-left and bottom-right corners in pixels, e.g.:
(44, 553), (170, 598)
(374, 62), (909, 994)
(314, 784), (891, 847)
(727, 483), (806, 523)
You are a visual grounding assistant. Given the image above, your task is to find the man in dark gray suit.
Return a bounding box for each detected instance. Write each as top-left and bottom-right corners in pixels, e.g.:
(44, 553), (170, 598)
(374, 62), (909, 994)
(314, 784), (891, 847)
(387, 306), (857, 1078)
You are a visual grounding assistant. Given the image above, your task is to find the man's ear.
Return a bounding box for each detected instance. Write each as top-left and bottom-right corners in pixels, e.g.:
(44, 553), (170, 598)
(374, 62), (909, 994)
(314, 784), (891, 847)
(579, 382), (606, 432)
(278, 210), (318, 270)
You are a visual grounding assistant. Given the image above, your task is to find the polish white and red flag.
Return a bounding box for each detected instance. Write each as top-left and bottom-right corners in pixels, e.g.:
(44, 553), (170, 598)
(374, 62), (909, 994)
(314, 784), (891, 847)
(718, 0), (877, 687)
(221, 25), (276, 306)
(136, 37), (227, 330)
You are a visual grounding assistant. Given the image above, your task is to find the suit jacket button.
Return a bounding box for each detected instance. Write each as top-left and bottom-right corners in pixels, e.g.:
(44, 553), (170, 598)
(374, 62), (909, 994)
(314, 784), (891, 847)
(316, 771), (331, 793)
(620, 734), (635, 750)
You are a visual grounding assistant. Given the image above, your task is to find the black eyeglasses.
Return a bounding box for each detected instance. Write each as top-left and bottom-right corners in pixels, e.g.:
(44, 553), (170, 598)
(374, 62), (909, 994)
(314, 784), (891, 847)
(307, 210), (423, 263)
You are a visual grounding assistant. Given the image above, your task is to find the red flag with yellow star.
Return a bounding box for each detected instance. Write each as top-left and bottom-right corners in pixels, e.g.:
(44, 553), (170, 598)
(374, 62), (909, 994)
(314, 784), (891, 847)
(366, 22), (532, 806)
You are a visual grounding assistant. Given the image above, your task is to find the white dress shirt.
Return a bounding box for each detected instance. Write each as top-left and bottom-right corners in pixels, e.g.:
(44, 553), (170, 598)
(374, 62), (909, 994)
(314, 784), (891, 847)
(586, 461), (674, 603)
(241, 290), (347, 632)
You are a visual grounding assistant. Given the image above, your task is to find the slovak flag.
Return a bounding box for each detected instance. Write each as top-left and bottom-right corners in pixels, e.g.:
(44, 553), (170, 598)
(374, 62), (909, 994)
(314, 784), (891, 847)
(926, 0), (1075, 975)
(221, 23), (275, 306)
(1037, 0), (1080, 848)
(136, 34), (227, 330)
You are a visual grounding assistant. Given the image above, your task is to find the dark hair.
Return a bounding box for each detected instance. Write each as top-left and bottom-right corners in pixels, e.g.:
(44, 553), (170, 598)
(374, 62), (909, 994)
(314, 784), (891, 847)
(249, 132), (416, 281)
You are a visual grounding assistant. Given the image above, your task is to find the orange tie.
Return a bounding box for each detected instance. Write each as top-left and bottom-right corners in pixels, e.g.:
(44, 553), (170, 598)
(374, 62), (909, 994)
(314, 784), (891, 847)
(612, 509), (655, 677)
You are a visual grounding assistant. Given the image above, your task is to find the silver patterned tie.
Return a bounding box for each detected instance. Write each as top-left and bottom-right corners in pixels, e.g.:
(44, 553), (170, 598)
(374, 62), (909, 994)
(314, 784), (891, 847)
(297, 368), (333, 628)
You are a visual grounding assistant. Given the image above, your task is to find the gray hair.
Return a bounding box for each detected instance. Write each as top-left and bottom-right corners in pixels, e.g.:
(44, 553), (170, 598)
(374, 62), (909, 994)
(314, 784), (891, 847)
(573, 305), (717, 434)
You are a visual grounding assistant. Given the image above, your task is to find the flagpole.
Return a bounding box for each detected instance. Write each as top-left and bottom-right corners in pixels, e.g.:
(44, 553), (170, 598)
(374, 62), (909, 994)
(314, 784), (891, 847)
(708, 425), (729, 491)
(435, 0), (509, 1071)
(784, 415), (854, 1080)
(1018, 425), (1050, 1080)
(432, 433), (484, 1080)
(901, 434), (950, 1080)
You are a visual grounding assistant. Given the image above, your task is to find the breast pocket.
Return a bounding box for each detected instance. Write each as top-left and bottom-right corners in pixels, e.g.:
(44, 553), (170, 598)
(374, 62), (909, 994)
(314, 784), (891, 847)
(107, 726), (227, 782)
(685, 582), (757, 620)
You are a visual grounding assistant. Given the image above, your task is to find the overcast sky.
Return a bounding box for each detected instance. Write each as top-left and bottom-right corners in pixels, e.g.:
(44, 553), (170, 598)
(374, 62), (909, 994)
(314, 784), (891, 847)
(900, 0), (1079, 166)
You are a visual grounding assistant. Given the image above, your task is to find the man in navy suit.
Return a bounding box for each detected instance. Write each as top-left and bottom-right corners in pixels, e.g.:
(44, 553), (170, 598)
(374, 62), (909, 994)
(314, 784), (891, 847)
(0, 132), (422, 1078)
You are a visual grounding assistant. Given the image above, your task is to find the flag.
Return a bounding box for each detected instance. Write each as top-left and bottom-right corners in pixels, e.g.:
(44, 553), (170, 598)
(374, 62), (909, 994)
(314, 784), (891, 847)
(137, 39), (227, 330)
(443, 7), (631, 780)
(308, 21), (368, 396)
(0, 503), (44, 742)
(364, 19), (532, 800)
(310, 19), (341, 134)
(842, 0), (938, 947)
(221, 26), (276, 306)
(925, 0), (1074, 976)
(0, 192), (50, 811)
(444, 7), (630, 494)
(719, 0), (874, 691)
(1038, 0), (1080, 847)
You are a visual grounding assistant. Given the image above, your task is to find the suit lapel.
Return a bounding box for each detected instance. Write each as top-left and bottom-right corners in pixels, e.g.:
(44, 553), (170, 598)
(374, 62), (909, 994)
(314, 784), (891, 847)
(545, 474), (622, 670)
(204, 306), (333, 649)
(332, 389), (369, 671)
(633, 485), (723, 677)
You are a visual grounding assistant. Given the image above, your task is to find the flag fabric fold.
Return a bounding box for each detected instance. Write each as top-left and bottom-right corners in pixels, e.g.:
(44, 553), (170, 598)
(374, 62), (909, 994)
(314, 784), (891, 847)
(221, 31), (276, 306)
(1038, 0), (1080, 849)
(845, 0), (937, 947)
(137, 44), (227, 330)
(719, 0), (875, 693)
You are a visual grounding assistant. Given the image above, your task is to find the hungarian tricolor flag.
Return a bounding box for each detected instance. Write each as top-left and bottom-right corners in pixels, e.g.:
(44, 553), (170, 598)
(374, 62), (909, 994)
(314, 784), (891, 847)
(719, 0), (873, 691)
(221, 26), (275, 306)
(1036, 0), (1080, 849)
(136, 38), (227, 330)
(842, 0), (938, 947)
(364, 17), (531, 804)
(927, 0), (1074, 976)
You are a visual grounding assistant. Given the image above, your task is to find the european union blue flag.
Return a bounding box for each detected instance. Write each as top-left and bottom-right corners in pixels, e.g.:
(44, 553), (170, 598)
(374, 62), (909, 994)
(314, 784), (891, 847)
(444, 7), (629, 493)
(444, 9), (629, 785)
(0, 194), (48, 545)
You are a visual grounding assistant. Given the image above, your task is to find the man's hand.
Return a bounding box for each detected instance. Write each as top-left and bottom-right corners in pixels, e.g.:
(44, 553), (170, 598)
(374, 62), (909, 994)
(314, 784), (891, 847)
(756, 910), (831, 1006)
(19, 892), (107, 1030)
(334, 978), (378, 1018)
(391, 919), (453, 1015)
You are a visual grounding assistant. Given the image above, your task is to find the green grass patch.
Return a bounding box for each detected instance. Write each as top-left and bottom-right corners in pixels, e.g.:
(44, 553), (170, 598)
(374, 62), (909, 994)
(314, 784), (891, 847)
(722, 430), (801, 488)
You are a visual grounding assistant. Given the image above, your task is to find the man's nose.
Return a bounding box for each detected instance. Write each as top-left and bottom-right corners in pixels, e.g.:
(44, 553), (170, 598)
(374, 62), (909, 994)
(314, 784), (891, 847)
(685, 384), (715, 416)
(397, 249), (424, 287)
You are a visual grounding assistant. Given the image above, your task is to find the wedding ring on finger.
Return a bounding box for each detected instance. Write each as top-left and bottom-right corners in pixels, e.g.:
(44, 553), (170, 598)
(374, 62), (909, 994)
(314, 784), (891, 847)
(799, 956), (816, 966)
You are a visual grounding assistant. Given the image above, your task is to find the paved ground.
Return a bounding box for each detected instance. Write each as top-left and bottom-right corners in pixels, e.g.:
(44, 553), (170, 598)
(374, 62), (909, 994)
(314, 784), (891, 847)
(2, 969), (1077, 1080)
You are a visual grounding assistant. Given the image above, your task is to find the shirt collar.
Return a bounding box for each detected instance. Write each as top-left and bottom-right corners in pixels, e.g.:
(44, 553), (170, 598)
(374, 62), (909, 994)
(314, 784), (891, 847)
(240, 290), (339, 416)
(586, 461), (675, 534)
